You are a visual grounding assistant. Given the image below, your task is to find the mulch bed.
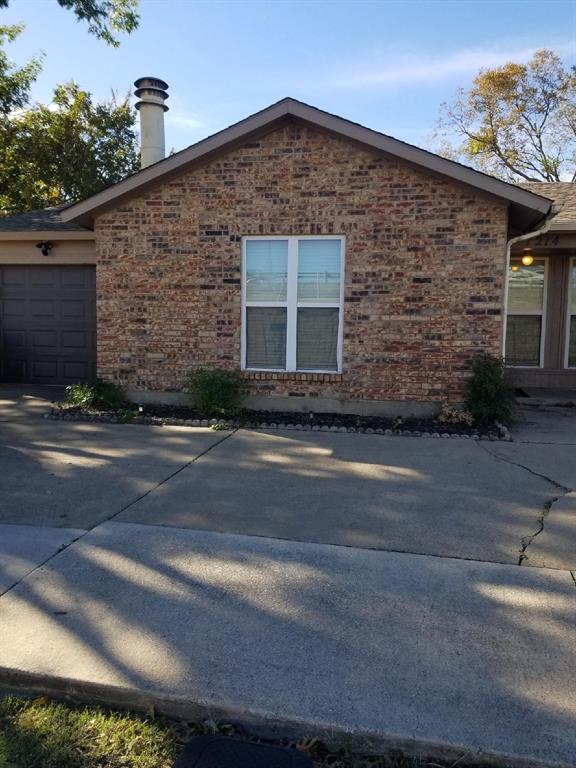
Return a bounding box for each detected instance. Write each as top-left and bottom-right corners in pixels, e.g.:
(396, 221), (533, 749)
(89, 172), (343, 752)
(47, 403), (511, 441)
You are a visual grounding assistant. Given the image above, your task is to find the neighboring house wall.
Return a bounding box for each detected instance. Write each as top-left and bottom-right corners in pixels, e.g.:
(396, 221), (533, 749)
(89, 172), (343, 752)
(508, 231), (576, 391)
(95, 122), (509, 406)
(0, 238), (95, 265)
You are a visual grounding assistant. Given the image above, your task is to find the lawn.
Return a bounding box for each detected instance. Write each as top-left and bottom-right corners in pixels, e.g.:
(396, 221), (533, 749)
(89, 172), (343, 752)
(0, 696), (467, 768)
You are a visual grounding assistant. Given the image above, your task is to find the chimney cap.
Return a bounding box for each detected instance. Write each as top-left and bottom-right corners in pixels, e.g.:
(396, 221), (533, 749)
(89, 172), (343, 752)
(134, 76), (169, 91)
(134, 76), (169, 113)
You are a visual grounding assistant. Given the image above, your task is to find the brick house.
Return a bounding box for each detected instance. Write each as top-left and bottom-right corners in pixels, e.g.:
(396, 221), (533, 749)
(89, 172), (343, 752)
(0, 90), (574, 413)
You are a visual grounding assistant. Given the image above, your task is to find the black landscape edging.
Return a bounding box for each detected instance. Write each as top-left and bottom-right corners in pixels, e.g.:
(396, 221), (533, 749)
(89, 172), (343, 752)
(46, 406), (512, 441)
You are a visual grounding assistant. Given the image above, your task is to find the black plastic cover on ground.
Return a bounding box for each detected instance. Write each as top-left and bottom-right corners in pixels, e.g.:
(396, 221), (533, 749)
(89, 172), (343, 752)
(172, 735), (313, 768)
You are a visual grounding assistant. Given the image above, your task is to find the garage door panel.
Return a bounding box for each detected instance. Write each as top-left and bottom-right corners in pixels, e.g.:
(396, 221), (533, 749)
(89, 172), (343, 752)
(31, 330), (58, 349)
(60, 267), (94, 288)
(30, 268), (60, 287)
(32, 360), (58, 379)
(62, 299), (90, 319)
(2, 330), (25, 348)
(0, 266), (96, 384)
(30, 299), (56, 318)
(62, 360), (92, 380)
(61, 330), (88, 348)
(1, 268), (26, 287)
(2, 299), (26, 318)
(1, 358), (26, 379)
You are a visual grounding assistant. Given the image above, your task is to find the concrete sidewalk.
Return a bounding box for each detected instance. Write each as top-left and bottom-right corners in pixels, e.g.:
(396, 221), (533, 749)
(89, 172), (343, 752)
(0, 521), (574, 767)
(0, 524), (82, 593)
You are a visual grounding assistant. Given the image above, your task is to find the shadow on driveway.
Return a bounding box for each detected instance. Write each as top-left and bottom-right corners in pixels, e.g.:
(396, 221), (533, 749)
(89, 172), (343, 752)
(0, 522), (574, 766)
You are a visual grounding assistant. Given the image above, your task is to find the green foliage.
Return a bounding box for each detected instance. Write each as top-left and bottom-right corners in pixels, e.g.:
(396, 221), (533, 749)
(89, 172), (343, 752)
(438, 49), (576, 182)
(0, 0), (139, 46)
(0, 696), (174, 768)
(0, 25), (42, 117)
(185, 367), (246, 416)
(63, 379), (128, 410)
(0, 80), (139, 213)
(465, 356), (516, 426)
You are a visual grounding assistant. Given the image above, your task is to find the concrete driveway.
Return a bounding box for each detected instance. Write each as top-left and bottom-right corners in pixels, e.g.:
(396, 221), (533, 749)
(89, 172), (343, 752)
(1, 386), (576, 766)
(1, 386), (575, 569)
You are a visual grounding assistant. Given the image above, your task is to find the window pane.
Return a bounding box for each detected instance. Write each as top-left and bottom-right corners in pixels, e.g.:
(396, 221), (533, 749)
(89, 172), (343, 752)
(298, 240), (341, 302)
(569, 316), (576, 368)
(569, 265), (576, 367)
(505, 315), (541, 366)
(246, 240), (288, 302)
(246, 307), (286, 369)
(297, 308), (339, 370)
(508, 260), (545, 312)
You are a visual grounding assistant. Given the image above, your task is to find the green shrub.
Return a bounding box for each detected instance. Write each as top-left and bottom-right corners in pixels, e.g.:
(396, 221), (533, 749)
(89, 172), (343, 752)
(185, 367), (246, 415)
(63, 379), (128, 410)
(464, 356), (516, 426)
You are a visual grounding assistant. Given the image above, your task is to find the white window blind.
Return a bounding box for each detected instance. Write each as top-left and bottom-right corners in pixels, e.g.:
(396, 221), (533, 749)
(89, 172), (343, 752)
(568, 260), (576, 368)
(505, 258), (546, 367)
(243, 237), (344, 372)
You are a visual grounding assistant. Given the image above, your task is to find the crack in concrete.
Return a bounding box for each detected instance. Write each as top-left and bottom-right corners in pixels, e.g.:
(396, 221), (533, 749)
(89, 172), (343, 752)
(0, 428), (238, 598)
(517, 494), (569, 566)
(475, 441), (573, 567)
(570, 571), (576, 588)
(476, 441), (570, 492)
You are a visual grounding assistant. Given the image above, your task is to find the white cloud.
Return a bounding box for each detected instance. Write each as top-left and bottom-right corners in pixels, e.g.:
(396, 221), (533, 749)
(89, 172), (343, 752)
(165, 110), (204, 130)
(322, 41), (576, 89)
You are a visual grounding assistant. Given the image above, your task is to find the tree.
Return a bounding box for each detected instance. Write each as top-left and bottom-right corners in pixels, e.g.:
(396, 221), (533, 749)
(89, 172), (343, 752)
(0, 0), (139, 46)
(0, 26), (139, 213)
(0, 82), (139, 212)
(438, 50), (576, 182)
(0, 25), (42, 115)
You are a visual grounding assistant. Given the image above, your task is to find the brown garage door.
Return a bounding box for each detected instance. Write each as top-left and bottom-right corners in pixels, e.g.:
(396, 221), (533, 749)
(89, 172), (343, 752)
(0, 265), (96, 384)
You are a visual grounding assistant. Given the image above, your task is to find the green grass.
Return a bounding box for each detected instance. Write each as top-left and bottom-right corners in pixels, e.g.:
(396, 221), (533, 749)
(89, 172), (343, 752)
(0, 696), (469, 768)
(0, 697), (175, 768)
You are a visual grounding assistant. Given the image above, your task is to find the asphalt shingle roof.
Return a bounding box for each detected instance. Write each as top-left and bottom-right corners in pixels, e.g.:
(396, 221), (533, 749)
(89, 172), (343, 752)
(518, 182), (576, 223)
(0, 207), (89, 231)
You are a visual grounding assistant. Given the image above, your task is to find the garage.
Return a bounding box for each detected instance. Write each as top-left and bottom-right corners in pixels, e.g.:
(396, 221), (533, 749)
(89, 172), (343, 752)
(0, 265), (96, 384)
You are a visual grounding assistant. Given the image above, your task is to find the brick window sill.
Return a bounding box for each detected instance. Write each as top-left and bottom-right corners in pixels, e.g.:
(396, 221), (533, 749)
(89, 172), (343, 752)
(242, 371), (343, 383)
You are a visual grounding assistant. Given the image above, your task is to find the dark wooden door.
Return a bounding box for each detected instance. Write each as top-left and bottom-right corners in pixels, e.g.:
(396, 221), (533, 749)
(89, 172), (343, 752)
(0, 265), (96, 384)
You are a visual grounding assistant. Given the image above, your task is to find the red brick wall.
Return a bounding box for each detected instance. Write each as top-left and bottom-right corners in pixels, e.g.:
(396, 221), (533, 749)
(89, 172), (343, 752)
(95, 121), (508, 403)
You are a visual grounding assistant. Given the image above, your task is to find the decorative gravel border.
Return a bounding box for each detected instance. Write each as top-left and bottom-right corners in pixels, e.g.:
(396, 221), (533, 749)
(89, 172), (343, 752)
(46, 408), (512, 441)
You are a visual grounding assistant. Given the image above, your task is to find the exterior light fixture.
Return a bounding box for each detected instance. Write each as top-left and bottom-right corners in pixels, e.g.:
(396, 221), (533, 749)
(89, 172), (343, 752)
(511, 264), (520, 272)
(36, 241), (54, 256)
(521, 246), (534, 267)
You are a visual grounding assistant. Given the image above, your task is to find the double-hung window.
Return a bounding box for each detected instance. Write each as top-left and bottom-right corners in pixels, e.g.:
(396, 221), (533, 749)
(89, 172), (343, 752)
(505, 257), (546, 367)
(242, 236), (344, 372)
(567, 259), (576, 368)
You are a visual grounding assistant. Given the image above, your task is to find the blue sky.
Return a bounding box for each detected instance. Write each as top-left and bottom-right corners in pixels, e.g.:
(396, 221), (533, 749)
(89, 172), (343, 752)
(2, 0), (575, 153)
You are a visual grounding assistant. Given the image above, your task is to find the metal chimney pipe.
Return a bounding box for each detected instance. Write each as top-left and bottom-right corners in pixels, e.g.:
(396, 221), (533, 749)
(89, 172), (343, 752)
(134, 77), (169, 168)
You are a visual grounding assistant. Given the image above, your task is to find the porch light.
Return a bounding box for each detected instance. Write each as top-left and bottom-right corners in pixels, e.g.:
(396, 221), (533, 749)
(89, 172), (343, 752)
(36, 240), (54, 256)
(511, 264), (520, 272)
(521, 247), (534, 267)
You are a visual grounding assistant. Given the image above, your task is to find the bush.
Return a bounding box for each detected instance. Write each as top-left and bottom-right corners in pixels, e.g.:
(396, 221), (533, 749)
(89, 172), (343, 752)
(464, 356), (516, 426)
(63, 379), (128, 410)
(185, 367), (246, 415)
(436, 402), (474, 426)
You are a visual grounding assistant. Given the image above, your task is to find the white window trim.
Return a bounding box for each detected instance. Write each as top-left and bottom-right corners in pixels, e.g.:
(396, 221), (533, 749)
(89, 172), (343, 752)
(506, 256), (548, 369)
(241, 235), (345, 373)
(564, 257), (576, 369)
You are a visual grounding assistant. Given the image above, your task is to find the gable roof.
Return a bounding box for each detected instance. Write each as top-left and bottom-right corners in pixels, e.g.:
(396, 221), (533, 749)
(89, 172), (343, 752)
(55, 97), (551, 231)
(517, 182), (576, 230)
